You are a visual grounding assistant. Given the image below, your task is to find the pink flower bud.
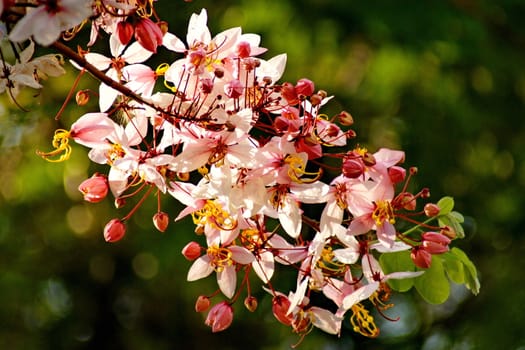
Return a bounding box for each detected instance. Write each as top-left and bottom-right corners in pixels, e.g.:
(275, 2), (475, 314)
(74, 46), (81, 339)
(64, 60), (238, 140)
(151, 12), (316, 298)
(205, 302), (234, 333)
(244, 296), (258, 312)
(103, 219), (126, 243)
(422, 232), (450, 254)
(195, 295), (211, 312)
(182, 241), (202, 261)
(424, 203), (441, 217)
(236, 41), (251, 58)
(295, 78), (315, 97)
(117, 21), (134, 46)
(388, 165), (406, 184)
(135, 18), (164, 53)
(342, 158), (365, 178)
(411, 247), (432, 269)
(272, 295), (293, 326)
(78, 173), (108, 203)
(224, 79), (243, 99)
(153, 212), (169, 232)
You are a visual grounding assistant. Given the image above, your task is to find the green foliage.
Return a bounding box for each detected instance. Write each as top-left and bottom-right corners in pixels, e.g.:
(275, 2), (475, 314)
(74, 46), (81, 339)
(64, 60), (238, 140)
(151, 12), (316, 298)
(414, 256), (450, 305)
(379, 250), (416, 292)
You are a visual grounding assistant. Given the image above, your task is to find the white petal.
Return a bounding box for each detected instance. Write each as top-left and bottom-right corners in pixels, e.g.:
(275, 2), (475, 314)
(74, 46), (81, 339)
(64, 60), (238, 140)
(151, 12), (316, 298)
(252, 251), (274, 283)
(217, 265), (236, 299)
(229, 246), (255, 265)
(311, 307), (342, 335)
(342, 283), (379, 310)
(187, 256), (214, 281)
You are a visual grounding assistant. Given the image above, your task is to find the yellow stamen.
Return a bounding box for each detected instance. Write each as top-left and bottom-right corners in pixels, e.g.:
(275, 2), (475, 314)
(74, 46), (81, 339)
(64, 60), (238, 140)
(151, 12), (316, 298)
(191, 200), (237, 230)
(316, 245), (346, 276)
(354, 146), (368, 157)
(350, 303), (379, 338)
(240, 228), (263, 251)
(284, 154), (322, 183)
(36, 129), (72, 162)
(206, 245), (233, 272)
(372, 200), (395, 226)
(136, 0), (154, 17)
(106, 143), (126, 165)
(155, 63), (170, 76)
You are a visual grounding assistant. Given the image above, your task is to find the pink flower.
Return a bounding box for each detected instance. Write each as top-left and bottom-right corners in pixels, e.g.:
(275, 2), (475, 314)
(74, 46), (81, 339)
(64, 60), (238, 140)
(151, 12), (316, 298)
(9, 0), (92, 46)
(205, 301), (233, 332)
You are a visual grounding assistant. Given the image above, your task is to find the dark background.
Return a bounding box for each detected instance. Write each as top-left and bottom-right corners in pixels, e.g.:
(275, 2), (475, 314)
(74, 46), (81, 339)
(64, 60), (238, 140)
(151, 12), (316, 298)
(0, 0), (524, 349)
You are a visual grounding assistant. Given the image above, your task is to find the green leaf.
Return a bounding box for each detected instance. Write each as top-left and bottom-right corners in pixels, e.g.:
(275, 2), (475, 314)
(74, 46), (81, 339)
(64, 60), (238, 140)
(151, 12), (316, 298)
(451, 247), (480, 295)
(414, 256), (450, 304)
(437, 196), (454, 215)
(440, 252), (465, 284)
(438, 211), (465, 239)
(379, 250), (416, 292)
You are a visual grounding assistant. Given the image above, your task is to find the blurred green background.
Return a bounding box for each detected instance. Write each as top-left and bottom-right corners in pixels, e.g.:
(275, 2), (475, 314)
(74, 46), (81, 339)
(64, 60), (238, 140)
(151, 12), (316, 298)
(1, 0), (524, 349)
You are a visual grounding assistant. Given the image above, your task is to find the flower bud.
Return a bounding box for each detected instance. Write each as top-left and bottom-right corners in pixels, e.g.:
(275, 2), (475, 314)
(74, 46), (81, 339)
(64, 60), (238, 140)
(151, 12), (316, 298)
(295, 78), (315, 97)
(424, 203), (441, 217)
(182, 241), (202, 261)
(362, 152), (376, 167)
(338, 110), (354, 126)
(199, 78), (214, 94)
(205, 302), (234, 333)
(411, 247), (432, 269)
(388, 165), (406, 184)
(396, 192), (416, 211)
(195, 295), (211, 312)
(422, 232), (451, 254)
(135, 17), (164, 53)
(103, 219), (126, 243)
(75, 89), (90, 106)
(244, 296), (258, 312)
(117, 20), (134, 46)
(272, 295), (293, 326)
(342, 158), (365, 178)
(309, 93), (323, 106)
(78, 173), (108, 203)
(153, 211), (169, 232)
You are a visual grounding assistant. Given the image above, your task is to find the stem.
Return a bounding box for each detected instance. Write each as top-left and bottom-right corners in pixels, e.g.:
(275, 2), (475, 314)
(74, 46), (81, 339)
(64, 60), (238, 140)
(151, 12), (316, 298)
(50, 41), (174, 118)
(55, 68), (85, 120)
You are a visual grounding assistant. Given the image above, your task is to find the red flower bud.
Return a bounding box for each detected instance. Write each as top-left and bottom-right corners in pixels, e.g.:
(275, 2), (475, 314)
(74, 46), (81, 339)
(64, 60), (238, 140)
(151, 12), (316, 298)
(396, 192), (416, 211)
(195, 295), (211, 312)
(338, 110), (354, 126)
(388, 165), (406, 184)
(295, 78), (315, 97)
(78, 173), (108, 203)
(424, 203), (441, 217)
(103, 219), (126, 243)
(75, 89), (90, 106)
(411, 247), (432, 269)
(117, 20), (134, 46)
(153, 211), (169, 232)
(205, 302), (234, 333)
(244, 296), (258, 312)
(135, 18), (164, 53)
(272, 295), (293, 326)
(342, 158), (365, 178)
(182, 241), (202, 261)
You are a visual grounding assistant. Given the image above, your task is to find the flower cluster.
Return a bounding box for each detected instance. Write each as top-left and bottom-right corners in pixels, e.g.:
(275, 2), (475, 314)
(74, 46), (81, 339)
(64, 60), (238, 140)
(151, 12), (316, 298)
(0, 1), (479, 342)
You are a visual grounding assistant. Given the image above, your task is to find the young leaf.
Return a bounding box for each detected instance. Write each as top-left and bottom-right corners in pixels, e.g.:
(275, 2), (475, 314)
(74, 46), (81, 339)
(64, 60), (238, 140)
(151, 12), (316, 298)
(414, 256), (450, 304)
(451, 247), (480, 295)
(440, 252), (465, 284)
(437, 196), (454, 215)
(379, 250), (416, 292)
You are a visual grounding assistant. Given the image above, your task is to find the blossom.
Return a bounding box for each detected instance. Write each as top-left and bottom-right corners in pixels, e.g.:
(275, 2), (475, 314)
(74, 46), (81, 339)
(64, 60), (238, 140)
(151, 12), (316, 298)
(9, 0), (92, 46)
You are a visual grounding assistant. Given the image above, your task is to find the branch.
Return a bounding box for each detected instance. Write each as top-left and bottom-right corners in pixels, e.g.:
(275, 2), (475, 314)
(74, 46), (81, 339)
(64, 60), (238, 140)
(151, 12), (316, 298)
(51, 41), (169, 116)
